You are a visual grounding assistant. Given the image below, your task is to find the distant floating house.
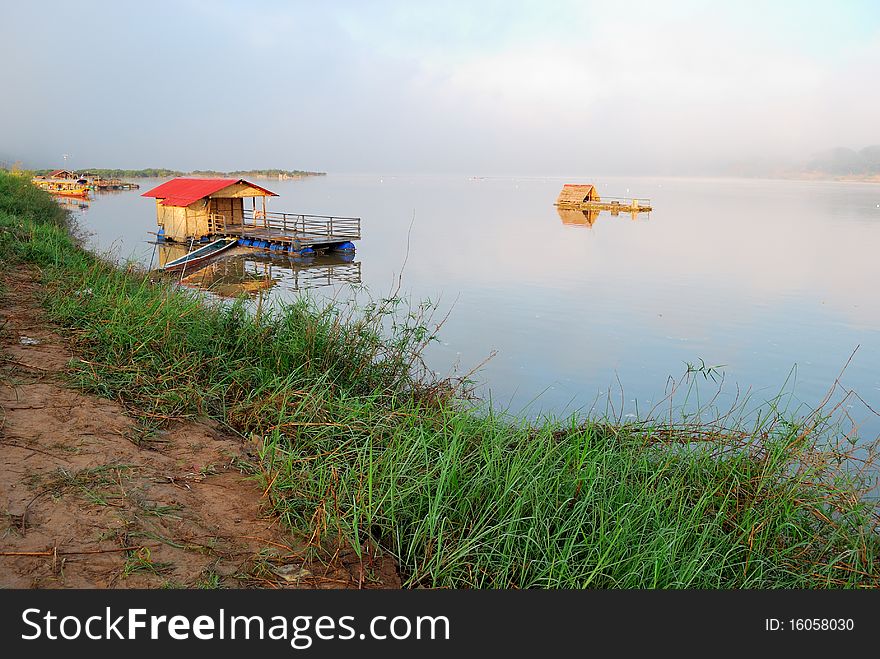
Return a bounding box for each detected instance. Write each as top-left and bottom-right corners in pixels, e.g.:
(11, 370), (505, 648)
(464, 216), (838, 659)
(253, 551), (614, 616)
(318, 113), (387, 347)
(32, 170), (90, 198)
(142, 178), (278, 242)
(47, 169), (80, 180)
(554, 184), (652, 213)
(555, 184), (600, 207)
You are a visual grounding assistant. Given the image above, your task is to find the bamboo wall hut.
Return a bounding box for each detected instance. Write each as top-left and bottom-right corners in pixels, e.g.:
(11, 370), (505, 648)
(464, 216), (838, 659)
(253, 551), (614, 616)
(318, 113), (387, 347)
(47, 169), (80, 180)
(142, 178), (277, 242)
(555, 184), (600, 207)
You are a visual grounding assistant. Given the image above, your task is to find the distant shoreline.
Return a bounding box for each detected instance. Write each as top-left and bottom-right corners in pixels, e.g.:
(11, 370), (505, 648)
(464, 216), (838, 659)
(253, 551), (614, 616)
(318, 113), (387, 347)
(31, 168), (326, 180)
(775, 172), (880, 184)
(724, 172), (880, 184)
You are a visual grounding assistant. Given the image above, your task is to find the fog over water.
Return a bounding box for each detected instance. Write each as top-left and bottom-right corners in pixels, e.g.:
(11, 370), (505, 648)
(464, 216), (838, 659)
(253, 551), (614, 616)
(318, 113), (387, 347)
(2, 1), (879, 175)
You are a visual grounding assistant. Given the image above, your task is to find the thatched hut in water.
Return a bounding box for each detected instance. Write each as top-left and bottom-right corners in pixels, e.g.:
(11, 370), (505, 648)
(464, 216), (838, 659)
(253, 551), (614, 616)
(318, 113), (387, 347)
(555, 184), (600, 207)
(142, 178), (277, 242)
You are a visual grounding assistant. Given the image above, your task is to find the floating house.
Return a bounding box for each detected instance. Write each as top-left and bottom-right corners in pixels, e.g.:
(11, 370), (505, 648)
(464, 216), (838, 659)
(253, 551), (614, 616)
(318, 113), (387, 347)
(142, 177), (360, 255)
(34, 169), (138, 195)
(554, 184), (652, 213)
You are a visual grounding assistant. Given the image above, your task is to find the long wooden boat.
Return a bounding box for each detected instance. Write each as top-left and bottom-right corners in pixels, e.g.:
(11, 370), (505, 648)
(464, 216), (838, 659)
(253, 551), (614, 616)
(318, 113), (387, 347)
(161, 238), (238, 271)
(32, 177), (91, 198)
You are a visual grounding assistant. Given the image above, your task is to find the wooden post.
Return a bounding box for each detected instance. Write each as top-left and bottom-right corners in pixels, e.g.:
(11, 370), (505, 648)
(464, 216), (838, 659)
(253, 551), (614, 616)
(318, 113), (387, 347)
(262, 197), (267, 228)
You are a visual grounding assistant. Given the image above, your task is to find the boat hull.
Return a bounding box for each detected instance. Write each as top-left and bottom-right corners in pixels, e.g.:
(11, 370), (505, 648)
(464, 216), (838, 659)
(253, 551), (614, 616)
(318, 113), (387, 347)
(161, 238), (237, 271)
(49, 189), (90, 199)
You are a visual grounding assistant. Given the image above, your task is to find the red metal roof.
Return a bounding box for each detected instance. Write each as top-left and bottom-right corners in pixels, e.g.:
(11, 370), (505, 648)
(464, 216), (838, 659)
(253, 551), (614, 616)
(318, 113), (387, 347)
(141, 178), (278, 207)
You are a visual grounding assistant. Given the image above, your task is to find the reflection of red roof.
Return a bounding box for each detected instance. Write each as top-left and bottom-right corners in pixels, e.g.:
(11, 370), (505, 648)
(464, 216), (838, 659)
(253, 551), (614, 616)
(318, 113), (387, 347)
(141, 177), (277, 207)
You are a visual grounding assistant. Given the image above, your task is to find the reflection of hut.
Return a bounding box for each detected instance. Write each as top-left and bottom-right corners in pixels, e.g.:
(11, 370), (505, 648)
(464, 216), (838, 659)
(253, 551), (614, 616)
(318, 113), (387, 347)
(557, 207), (599, 227)
(555, 184), (600, 207)
(143, 178), (277, 242)
(181, 259), (277, 297)
(165, 248), (362, 297)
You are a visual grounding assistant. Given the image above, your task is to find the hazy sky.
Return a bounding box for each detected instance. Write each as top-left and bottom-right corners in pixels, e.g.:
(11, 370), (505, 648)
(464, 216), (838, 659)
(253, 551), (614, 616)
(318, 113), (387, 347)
(2, 0), (878, 175)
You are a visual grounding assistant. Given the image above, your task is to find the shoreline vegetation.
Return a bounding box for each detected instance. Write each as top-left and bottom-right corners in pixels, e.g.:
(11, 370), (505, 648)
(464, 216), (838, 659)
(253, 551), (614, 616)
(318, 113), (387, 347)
(9, 164), (880, 184)
(1, 170), (879, 588)
(31, 168), (326, 180)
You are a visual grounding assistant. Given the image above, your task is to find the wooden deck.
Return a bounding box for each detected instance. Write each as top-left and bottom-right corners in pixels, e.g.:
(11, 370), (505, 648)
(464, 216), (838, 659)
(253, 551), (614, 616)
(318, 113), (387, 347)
(213, 208), (361, 251)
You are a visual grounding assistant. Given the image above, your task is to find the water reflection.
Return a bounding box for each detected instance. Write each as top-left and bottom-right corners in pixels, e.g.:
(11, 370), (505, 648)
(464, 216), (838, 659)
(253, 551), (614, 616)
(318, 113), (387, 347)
(55, 196), (90, 212)
(157, 244), (361, 297)
(557, 207), (599, 227)
(556, 206), (647, 227)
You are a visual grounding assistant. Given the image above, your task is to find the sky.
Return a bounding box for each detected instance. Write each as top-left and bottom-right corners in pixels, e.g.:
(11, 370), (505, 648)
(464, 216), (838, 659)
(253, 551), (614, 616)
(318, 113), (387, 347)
(1, 0), (879, 175)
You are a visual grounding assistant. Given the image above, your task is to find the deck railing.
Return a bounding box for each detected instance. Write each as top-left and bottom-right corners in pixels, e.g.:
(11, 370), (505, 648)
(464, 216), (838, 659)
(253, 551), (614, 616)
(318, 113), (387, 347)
(241, 209), (361, 239)
(207, 212), (226, 234)
(595, 196), (652, 206)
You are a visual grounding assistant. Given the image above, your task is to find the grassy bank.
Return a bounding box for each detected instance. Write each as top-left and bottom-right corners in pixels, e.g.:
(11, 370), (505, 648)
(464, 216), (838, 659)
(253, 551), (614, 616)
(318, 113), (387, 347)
(1, 171), (878, 588)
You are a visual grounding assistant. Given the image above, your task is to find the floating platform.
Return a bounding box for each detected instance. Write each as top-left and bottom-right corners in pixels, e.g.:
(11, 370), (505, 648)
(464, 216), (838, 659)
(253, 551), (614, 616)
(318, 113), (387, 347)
(159, 209), (361, 255)
(214, 209), (359, 253)
(557, 199), (652, 213)
(555, 183), (652, 213)
(91, 179), (139, 190)
(144, 178), (361, 255)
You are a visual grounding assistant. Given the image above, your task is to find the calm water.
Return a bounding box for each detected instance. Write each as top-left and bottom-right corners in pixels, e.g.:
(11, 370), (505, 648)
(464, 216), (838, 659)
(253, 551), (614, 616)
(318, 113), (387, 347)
(69, 175), (880, 435)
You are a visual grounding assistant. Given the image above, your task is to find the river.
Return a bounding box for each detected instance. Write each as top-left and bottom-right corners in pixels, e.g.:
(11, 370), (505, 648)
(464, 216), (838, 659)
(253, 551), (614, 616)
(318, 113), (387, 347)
(66, 174), (880, 436)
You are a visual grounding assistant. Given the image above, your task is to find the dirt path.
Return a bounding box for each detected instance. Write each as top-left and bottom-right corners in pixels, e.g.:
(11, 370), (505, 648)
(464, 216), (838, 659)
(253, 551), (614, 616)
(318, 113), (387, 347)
(0, 267), (399, 588)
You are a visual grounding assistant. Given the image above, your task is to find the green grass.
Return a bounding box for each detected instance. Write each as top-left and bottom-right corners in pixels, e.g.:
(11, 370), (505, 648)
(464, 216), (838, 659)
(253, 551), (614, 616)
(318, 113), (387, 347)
(1, 170), (878, 588)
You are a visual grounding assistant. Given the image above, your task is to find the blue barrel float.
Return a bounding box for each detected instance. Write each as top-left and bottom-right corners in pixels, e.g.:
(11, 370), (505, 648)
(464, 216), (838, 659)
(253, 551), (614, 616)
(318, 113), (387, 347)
(334, 241), (355, 252)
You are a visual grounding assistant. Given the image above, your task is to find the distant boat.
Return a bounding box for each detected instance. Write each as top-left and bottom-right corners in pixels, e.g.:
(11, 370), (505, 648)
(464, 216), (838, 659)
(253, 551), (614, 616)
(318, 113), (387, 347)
(161, 237), (238, 271)
(32, 176), (90, 198)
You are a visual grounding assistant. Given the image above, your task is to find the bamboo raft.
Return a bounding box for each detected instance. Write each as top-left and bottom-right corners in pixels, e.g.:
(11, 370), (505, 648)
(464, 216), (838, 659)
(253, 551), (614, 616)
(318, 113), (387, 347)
(91, 178), (139, 190)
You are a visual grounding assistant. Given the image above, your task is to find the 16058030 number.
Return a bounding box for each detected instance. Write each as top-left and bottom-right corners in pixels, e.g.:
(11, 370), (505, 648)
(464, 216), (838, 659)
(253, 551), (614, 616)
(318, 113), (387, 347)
(790, 619), (854, 631)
